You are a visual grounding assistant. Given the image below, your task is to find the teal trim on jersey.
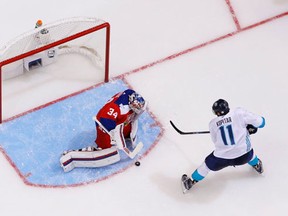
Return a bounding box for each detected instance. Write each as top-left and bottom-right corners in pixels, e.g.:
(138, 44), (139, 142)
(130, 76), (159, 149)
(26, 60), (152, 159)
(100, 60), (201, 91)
(248, 156), (259, 166)
(192, 170), (205, 181)
(258, 117), (265, 128)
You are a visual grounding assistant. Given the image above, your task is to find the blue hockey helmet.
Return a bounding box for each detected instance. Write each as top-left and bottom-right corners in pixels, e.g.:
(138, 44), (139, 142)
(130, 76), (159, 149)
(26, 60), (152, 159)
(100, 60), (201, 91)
(129, 93), (146, 114)
(212, 99), (230, 116)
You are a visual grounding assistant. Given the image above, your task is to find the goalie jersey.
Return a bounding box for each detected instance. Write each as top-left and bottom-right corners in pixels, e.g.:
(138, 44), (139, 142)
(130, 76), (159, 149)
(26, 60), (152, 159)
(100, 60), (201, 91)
(96, 89), (136, 133)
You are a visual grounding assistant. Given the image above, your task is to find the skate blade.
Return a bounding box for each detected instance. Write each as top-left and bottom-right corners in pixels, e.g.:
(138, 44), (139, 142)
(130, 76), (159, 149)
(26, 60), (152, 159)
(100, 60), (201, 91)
(181, 180), (188, 194)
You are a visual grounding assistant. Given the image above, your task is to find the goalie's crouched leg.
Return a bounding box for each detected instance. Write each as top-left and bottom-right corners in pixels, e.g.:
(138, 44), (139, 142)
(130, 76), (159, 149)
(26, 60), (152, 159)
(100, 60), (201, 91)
(60, 146), (120, 172)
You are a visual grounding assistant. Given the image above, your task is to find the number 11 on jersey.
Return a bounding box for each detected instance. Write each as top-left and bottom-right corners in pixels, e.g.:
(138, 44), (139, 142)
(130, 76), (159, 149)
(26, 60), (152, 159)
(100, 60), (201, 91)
(220, 125), (235, 145)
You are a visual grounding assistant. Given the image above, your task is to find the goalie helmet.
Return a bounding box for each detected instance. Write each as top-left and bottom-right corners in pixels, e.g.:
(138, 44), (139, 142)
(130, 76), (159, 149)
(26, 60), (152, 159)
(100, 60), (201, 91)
(212, 99), (230, 116)
(129, 93), (146, 114)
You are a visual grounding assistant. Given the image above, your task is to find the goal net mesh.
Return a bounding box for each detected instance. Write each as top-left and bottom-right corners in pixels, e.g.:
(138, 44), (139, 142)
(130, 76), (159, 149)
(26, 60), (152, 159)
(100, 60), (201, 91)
(0, 17), (110, 122)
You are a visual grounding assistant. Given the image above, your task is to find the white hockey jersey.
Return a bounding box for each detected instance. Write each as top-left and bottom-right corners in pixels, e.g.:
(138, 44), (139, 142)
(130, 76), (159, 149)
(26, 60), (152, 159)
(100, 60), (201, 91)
(209, 107), (265, 159)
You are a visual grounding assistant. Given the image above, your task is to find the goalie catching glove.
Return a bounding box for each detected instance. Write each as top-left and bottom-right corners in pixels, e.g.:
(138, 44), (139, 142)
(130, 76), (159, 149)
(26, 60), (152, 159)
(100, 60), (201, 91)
(246, 124), (258, 135)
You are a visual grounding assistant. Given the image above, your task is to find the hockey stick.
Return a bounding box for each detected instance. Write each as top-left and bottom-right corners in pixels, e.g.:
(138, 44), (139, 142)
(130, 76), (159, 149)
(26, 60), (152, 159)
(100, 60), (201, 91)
(123, 142), (143, 159)
(170, 120), (210, 135)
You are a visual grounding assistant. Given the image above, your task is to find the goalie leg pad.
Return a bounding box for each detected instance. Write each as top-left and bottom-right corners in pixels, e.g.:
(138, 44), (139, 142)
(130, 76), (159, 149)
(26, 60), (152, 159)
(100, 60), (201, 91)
(130, 119), (138, 146)
(111, 124), (126, 150)
(60, 146), (120, 172)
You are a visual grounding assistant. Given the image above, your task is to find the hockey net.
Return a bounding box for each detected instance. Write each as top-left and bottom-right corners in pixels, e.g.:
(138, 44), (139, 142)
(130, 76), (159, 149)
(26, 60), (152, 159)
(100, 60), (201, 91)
(0, 17), (110, 123)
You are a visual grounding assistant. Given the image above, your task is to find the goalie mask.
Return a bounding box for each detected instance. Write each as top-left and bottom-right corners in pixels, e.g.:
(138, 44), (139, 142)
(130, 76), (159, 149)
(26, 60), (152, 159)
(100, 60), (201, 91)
(129, 93), (146, 114)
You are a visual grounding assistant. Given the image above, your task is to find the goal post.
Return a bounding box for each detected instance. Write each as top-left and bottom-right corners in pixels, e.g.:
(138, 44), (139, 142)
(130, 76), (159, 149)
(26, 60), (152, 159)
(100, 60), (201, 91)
(0, 17), (110, 123)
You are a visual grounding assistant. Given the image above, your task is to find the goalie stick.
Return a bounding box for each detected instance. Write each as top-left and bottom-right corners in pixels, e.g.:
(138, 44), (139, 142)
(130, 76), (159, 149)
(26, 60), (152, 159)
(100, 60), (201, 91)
(170, 120), (210, 135)
(123, 142), (143, 159)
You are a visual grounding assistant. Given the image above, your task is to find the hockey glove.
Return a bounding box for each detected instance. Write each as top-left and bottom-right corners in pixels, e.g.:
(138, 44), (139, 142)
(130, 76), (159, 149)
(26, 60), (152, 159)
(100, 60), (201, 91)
(246, 124), (258, 135)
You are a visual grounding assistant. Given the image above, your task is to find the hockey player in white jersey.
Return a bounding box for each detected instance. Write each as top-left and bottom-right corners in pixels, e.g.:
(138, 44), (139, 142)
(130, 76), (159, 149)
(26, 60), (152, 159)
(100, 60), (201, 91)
(181, 99), (266, 193)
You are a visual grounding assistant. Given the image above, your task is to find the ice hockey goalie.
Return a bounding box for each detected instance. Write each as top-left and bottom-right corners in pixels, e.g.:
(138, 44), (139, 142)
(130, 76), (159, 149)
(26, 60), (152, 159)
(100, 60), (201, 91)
(60, 89), (146, 172)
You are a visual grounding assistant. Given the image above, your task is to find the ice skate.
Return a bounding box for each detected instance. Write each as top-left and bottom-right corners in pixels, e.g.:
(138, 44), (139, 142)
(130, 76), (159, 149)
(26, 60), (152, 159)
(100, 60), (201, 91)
(252, 159), (264, 174)
(181, 174), (197, 194)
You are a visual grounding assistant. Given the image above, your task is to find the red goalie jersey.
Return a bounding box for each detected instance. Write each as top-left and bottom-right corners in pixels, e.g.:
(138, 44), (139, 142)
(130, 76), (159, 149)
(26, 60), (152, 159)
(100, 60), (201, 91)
(94, 89), (146, 149)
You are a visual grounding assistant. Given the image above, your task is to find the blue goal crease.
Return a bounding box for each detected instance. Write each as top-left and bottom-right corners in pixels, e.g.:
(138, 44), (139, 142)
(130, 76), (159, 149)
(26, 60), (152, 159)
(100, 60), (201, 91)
(0, 79), (163, 187)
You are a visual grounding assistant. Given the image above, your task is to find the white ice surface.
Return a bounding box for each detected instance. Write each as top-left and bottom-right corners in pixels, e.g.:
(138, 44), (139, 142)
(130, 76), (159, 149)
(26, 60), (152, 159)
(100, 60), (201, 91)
(1, 1), (288, 216)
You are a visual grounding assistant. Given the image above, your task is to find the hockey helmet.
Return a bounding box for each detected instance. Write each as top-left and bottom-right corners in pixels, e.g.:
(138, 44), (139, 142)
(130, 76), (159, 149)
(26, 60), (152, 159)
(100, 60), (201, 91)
(212, 99), (230, 116)
(129, 93), (146, 114)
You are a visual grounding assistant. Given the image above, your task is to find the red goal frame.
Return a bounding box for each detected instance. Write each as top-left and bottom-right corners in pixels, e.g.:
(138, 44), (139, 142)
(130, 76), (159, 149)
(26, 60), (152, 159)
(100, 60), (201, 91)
(0, 22), (110, 123)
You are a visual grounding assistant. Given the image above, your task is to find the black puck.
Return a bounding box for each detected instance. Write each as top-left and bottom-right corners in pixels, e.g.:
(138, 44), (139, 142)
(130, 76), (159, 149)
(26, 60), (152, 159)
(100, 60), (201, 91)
(135, 161), (141, 166)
